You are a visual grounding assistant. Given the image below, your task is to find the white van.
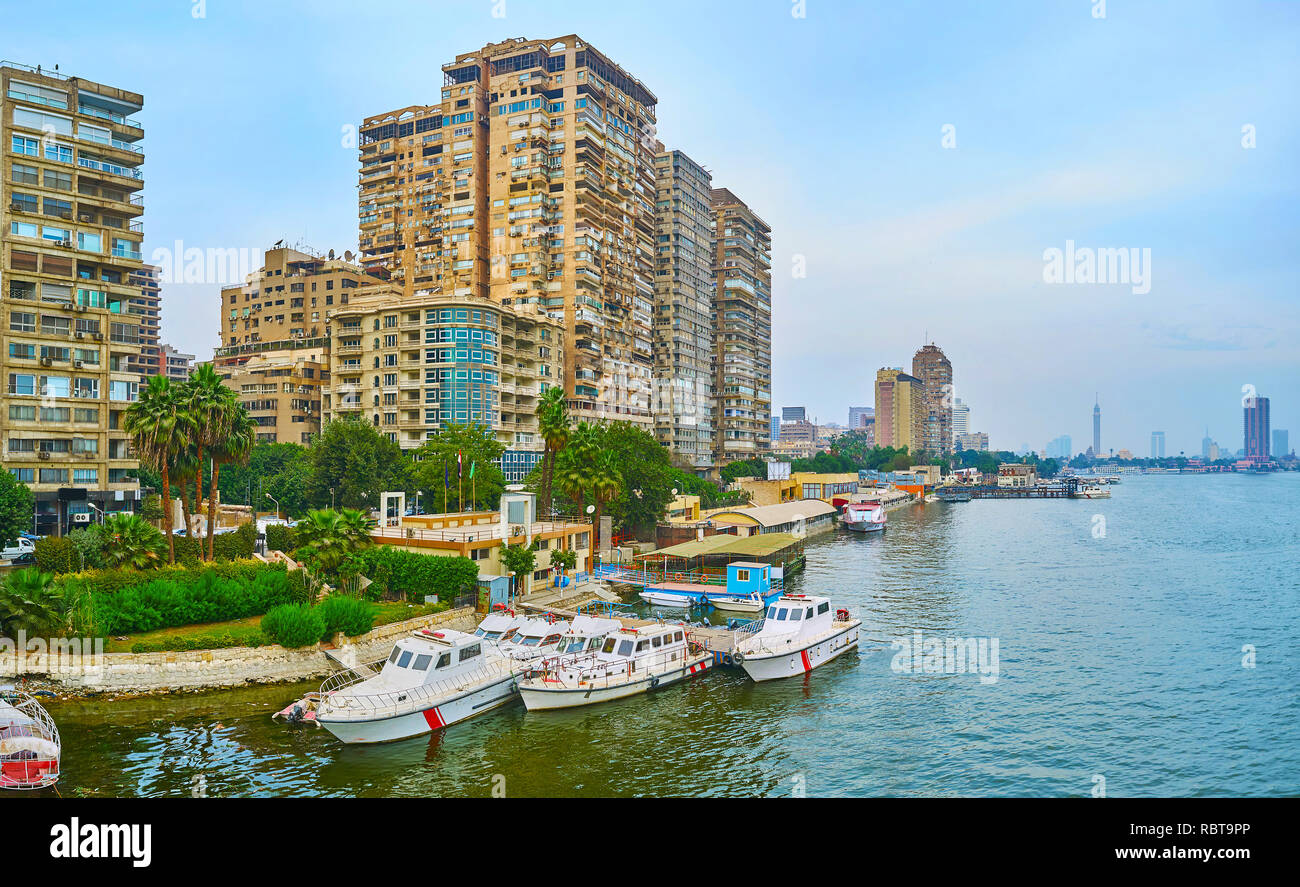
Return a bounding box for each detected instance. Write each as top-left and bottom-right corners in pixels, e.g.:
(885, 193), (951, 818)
(2, 536), (36, 562)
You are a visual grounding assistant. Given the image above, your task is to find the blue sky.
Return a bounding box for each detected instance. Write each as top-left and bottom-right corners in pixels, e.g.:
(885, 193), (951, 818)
(12, 0), (1297, 456)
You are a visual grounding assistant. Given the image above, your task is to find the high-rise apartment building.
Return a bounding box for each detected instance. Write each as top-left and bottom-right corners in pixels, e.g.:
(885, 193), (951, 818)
(847, 406), (872, 430)
(952, 398), (969, 436)
(358, 36), (658, 431)
(874, 368), (924, 452)
(911, 343), (953, 454)
(1150, 430), (1165, 459)
(782, 406), (806, 422)
(652, 147), (714, 473)
(215, 246), (384, 443)
(159, 344), (193, 383)
(319, 285), (563, 481)
(2, 62), (147, 533)
(1243, 395), (1270, 462)
(712, 188), (772, 464)
(1046, 434), (1072, 459)
(127, 263), (161, 377)
(1273, 428), (1289, 459)
(956, 431), (989, 452)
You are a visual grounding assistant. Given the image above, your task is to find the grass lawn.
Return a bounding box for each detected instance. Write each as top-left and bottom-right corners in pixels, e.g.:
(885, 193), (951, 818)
(101, 599), (455, 653)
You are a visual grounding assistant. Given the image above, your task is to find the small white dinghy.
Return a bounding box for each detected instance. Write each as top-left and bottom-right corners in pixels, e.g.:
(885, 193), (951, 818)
(733, 595), (860, 682)
(0, 691), (60, 790)
(708, 592), (766, 614)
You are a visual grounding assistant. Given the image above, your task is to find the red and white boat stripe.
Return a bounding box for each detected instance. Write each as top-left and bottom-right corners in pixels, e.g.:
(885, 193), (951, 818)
(800, 650), (813, 672)
(422, 706), (446, 730)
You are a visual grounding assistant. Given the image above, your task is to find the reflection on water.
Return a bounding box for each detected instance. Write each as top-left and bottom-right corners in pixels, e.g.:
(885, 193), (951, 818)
(19, 474), (1300, 797)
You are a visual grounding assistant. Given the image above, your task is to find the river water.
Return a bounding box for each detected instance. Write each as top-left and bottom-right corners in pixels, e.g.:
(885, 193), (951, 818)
(14, 473), (1299, 797)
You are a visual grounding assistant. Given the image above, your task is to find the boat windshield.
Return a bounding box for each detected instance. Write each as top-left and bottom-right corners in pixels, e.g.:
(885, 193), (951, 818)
(558, 636), (586, 653)
(518, 635), (543, 646)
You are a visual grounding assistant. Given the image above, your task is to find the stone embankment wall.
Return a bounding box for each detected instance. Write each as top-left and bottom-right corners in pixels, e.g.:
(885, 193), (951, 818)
(0, 607), (478, 693)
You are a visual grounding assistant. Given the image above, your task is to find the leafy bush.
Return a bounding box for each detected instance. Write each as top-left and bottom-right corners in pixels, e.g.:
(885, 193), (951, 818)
(261, 603), (326, 648)
(34, 536), (74, 575)
(286, 568), (312, 604)
(77, 563), (293, 636)
(211, 522), (257, 561)
(0, 568), (64, 636)
(265, 524), (295, 554)
(317, 594), (375, 638)
(353, 547), (478, 602)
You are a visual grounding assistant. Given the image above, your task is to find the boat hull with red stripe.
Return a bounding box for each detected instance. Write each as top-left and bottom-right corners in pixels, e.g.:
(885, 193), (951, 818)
(734, 594), (861, 683)
(316, 669), (519, 745)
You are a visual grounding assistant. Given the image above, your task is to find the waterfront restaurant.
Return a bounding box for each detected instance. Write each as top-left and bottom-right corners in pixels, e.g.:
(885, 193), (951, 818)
(997, 463), (1038, 488)
(706, 499), (837, 537)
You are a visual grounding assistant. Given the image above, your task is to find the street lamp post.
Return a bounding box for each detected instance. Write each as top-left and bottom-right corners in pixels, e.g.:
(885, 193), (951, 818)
(265, 492), (281, 520)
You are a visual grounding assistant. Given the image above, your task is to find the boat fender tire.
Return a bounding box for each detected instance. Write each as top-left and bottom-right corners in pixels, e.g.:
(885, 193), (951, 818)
(722, 653), (734, 667)
(732, 651), (745, 664)
(649, 677), (660, 689)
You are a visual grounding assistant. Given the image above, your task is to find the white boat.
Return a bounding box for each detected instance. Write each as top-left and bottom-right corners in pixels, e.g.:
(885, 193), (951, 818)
(638, 590), (697, 608)
(0, 691), (61, 790)
(842, 500), (886, 532)
(1075, 486), (1111, 499)
(733, 595), (861, 682)
(472, 608), (528, 644)
(311, 628), (522, 744)
(518, 623), (713, 711)
(495, 616), (571, 662)
(708, 592), (766, 614)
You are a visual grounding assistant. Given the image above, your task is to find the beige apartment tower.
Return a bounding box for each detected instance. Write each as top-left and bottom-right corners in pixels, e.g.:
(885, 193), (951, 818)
(874, 368), (925, 454)
(652, 147), (715, 473)
(2, 62), (147, 533)
(358, 36), (658, 431)
(711, 188), (772, 464)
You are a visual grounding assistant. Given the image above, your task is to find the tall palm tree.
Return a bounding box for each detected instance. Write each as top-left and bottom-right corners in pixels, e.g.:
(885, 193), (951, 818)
(124, 375), (189, 564)
(180, 364), (227, 553)
(536, 386), (569, 516)
(588, 449), (622, 551)
(206, 406), (256, 561)
(555, 423), (620, 552)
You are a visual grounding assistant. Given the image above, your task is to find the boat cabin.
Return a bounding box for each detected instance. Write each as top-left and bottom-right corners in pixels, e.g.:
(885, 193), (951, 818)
(473, 610), (527, 643)
(553, 615), (623, 655)
(595, 623), (688, 666)
(726, 561), (772, 597)
(376, 629), (490, 690)
(497, 616), (570, 656)
(757, 595), (834, 641)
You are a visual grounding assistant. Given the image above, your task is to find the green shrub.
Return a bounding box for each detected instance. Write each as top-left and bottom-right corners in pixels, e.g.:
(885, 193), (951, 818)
(317, 594), (375, 638)
(265, 524), (295, 554)
(75, 562), (293, 636)
(286, 568), (312, 604)
(129, 632), (267, 653)
(34, 536), (74, 574)
(354, 547), (478, 602)
(211, 522), (257, 561)
(261, 603), (326, 648)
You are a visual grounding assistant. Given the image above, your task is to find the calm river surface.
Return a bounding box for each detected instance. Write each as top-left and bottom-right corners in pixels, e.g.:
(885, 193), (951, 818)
(17, 473), (1300, 797)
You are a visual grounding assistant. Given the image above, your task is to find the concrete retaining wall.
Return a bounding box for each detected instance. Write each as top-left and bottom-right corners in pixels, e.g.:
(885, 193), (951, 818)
(0, 606), (478, 693)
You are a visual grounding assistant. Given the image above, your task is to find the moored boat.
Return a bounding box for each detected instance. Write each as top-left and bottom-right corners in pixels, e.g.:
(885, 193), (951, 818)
(733, 595), (861, 682)
(707, 591), (766, 614)
(841, 499), (886, 532)
(0, 690), (61, 790)
(937, 488), (972, 503)
(518, 623), (712, 711)
(310, 628), (521, 744)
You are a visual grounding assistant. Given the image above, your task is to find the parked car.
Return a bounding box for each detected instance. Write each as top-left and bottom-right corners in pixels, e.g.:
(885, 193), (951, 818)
(2, 536), (36, 563)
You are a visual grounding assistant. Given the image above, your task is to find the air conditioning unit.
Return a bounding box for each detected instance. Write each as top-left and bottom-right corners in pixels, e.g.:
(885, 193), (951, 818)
(38, 450), (51, 460)
(72, 512), (90, 523)
(57, 238), (72, 248)
(78, 212), (93, 222)
(40, 357), (52, 367)
(93, 333), (103, 341)
(75, 303), (87, 312)
(10, 202), (25, 212)
(74, 359), (84, 369)
(75, 332), (85, 340)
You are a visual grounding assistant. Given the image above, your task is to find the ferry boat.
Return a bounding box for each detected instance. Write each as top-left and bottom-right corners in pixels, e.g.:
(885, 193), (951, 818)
(639, 590), (698, 608)
(733, 595), (861, 682)
(633, 561), (784, 611)
(1074, 485), (1111, 499)
(841, 499), (886, 532)
(310, 628), (522, 744)
(518, 623), (713, 711)
(0, 690), (61, 790)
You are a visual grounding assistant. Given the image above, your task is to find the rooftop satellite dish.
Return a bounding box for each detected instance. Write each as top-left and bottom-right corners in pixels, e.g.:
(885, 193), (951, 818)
(344, 250), (355, 262)
(328, 249), (335, 259)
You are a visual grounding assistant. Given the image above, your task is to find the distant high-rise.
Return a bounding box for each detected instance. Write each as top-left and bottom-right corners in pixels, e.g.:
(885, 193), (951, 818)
(952, 398), (970, 436)
(1150, 431), (1166, 459)
(848, 406), (873, 429)
(1046, 434), (1072, 460)
(769, 415), (780, 442)
(874, 368), (924, 452)
(1201, 428), (1214, 458)
(1092, 396), (1101, 455)
(1244, 396), (1270, 461)
(1273, 429), (1289, 459)
(912, 343), (953, 454)
(782, 406), (806, 422)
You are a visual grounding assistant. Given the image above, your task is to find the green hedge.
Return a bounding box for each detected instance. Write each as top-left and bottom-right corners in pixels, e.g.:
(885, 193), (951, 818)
(353, 547), (478, 602)
(317, 595), (374, 638)
(261, 603), (326, 648)
(69, 563), (294, 636)
(34, 536), (73, 574)
(35, 521), (257, 574)
(130, 632), (268, 654)
(265, 524), (295, 554)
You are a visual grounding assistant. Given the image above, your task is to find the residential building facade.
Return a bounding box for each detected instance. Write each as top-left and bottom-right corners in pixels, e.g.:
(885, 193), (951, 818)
(126, 263), (160, 377)
(956, 431), (990, 452)
(911, 342), (953, 454)
(219, 350), (327, 445)
(952, 397), (969, 435)
(874, 368), (924, 452)
(1243, 395), (1270, 462)
(160, 343), (193, 383)
(712, 187), (772, 464)
(2, 62), (146, 533)
(652, 147), (714, 473)
(847, 405), (872, 430)
(1150, 430), (1165, 459)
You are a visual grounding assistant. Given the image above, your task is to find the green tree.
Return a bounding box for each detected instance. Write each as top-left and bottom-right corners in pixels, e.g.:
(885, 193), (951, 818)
(0, 469), (34, 548)
(598, 423), (675, 539)
(550, 548), (577, 576)
(410, 423), (505, 513)
(218, 442), (312, 516)
(206, 404), (257, 560)
(500, 541), (537, 596)
(124, 375), (193, 564)
(536, 386), (569, 517)
(306, 419), (409, 510)
(294, 508), (376, 575)
(100, 513), (166, 570)
(0, 568), (63, 637)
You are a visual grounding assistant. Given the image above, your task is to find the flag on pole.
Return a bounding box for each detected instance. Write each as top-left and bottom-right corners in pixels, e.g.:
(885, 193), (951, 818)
(443, 465), (449, 489)
(457, 450), (463, 477)
(469, 460), (476, 479)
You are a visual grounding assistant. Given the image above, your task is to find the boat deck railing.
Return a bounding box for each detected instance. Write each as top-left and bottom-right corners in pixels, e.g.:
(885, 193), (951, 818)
(525, 642), (704, 688)
(317, 657), (516, 721)
(0, 693), (60, 790)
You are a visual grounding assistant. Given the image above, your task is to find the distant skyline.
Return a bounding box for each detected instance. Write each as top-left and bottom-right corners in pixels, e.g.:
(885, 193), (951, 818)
(18, 0), (1298, 456)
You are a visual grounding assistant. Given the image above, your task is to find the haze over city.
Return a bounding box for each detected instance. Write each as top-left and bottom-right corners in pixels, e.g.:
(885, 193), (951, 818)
(15, 0), (1297, 456)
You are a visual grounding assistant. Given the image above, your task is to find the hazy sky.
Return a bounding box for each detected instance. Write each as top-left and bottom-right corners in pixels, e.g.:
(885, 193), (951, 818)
(16, 0), (1297, 456)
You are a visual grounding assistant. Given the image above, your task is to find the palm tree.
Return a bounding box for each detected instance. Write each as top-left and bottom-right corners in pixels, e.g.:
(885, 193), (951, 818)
(295, 508), (375, 575)
(555, 423), (621, 552)
(588, 449), (622, 551)
(180, 364), (228, 557)
(100, 513), (165, 570)
(536, 386), (569, 516)
(0, 568), (63, 637)
(124, 375), (190, 564)
(206, 406), (256, 561)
